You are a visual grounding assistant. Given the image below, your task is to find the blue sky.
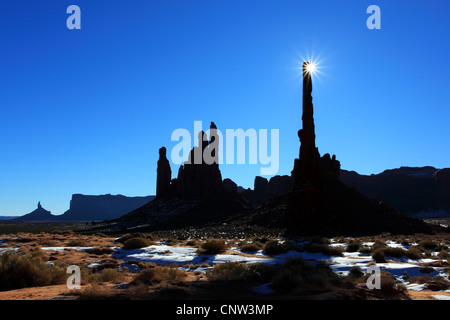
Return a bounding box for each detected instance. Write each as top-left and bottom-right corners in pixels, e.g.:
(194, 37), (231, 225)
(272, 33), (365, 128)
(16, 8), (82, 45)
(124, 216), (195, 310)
(1, 0), (449, 216)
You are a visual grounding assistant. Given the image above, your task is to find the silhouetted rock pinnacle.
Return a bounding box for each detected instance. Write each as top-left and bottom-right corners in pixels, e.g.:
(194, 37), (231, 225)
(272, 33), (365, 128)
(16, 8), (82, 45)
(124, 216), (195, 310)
(292, 62), (340, 189)
(247, 61), (432, 236)
(13, 202), (55, 222)
(157, 122), (223, 199)
(156, 147), (172, 199)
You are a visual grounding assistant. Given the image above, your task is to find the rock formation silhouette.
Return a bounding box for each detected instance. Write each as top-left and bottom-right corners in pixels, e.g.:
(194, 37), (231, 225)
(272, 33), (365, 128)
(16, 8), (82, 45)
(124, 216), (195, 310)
(340, 166), (450, 217)
(13, 202), (55, 222)
(117, 122), (252, 229)
(173, 122), (222, 198)
(156, 147), (172, 199)
(247, 61), (432, 236)
(292, 62), (340, 188)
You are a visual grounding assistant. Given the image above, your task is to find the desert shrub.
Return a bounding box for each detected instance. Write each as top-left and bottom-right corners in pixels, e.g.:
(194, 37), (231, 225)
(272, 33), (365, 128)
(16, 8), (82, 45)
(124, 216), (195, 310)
(263, 240), (289, 255)
(419, 266), (434, 274)
(185, 239), (198, 246)
(240, 242), (263, 253)
(38, 239), (58, 246)
(131, 265), (185, 285)
(165, 238), (178, 245)
(249, 263), (277, 283)
(206, 262), (257, 282)
(66, 239), (89, 247)
(419, 239), (436, 251)
(406, 247), (423, 259)
(372, 249), (386, 263)
(358, 246), (372, 254)
(425, 277), (450, 291)
(379, 272), (406, 295)
(349, 266), (364, 278)
(197, 239), (227, 255)
(116, 233), (154, 244)
(94, 268), (126, 283)
(408, 275), (432, 284)
(346, 240), (362, 252)
(0, 251), (66, 291)
(435, 244), (448, 252)
(89, 247), (115, 255)
(382, 247), (407, 258)
(438, 250), (449, 260)
(270, 258), (336, 294)
(372, 240), (387, 251)
(306, 236), (330, 245)
(95, 233), (108, 238)
(78, 284), (115, 300)
(304, 244), (343, 257)
(122, 237), (151, 250)
(400, 239), (410, 246)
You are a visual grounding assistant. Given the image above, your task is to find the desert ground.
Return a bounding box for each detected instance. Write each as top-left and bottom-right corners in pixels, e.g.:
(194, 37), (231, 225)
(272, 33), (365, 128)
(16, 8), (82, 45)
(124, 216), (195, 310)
(1, 221), (450, 301)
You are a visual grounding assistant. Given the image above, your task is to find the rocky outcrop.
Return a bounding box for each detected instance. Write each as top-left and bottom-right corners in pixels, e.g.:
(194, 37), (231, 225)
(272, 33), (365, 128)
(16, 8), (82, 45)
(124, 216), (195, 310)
(340, 166), (450, 217)
(240, 175), (292, 205)
(172, 122), (223, 198)
(13, 202), (56, 222)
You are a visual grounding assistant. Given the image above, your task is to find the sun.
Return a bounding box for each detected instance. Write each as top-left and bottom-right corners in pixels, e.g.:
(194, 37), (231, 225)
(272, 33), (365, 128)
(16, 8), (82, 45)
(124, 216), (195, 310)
(305, 62), (317, 75)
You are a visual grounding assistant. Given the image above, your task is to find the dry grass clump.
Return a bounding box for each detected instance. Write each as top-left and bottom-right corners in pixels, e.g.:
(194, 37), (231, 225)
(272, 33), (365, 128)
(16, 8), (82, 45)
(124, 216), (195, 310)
(197, 239), (227, 255)
(66, 239), (89, 247)
(372, 249), (386, 263)
(89, 268), (126, 283)
(270, 257), (338, 295)
(239, 241), (263, 253)
(405, 246), (423, 259)
(263, 240), (291, 255)
(122, 237), (152, 250)
(302, 243), (343, 257)
(0, 251), (67, 291)
(185, 239), (198, 247)
(37, 239), (58, 246)
(78, 283), (118, 300)
(346, 239), (362, 252)
(418, 239), (437, 251)
(206, 262), (257, 282)
(130, 265), (186, 285)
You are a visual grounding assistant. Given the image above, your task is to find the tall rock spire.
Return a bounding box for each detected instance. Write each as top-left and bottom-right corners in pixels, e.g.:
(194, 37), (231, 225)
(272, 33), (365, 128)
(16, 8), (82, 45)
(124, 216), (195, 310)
(156, 147), (172, 199)
(292, 62), (321, 189)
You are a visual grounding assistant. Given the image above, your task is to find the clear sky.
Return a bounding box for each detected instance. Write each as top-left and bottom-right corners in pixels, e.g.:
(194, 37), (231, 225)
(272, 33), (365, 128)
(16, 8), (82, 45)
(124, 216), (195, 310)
(1, 0), (449, 216)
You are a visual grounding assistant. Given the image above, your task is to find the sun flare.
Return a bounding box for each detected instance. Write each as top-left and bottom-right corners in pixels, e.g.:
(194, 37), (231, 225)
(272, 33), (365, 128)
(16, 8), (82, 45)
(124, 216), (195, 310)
(305, 62), (317, 75)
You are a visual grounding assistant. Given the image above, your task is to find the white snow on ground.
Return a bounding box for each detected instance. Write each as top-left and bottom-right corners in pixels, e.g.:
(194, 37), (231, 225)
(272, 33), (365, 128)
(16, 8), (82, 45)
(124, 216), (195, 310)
(109, 241), (450, 287)
(40, 246), (95, 252)
(31, 239), (450, 293)
(112, 244), (272, 267)
(0, 247), (18, 253)
(431, 295), (450, 300)
(407, 283), (428, 291)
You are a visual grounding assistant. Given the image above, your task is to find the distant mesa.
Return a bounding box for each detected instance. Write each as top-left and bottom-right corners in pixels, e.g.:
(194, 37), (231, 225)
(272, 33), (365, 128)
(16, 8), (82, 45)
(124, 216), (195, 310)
(57, 194), (155, 222)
